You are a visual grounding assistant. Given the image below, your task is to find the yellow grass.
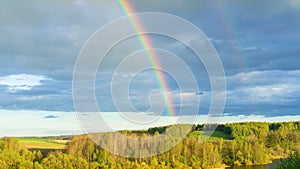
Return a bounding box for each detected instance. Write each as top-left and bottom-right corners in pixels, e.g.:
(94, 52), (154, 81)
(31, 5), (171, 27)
(18, 138), (68, 149)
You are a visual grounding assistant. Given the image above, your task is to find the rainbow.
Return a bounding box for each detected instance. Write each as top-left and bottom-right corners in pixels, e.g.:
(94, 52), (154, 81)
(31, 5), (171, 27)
(212, 2), (246, 71)
(116, 0), (177, 116)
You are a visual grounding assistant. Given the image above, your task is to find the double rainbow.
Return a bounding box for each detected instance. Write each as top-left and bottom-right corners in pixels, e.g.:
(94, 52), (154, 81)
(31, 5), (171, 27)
(117, 0), (177, 116)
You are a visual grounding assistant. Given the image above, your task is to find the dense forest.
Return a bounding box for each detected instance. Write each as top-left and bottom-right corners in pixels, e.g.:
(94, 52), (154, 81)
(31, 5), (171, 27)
(1, 121), (300, 169)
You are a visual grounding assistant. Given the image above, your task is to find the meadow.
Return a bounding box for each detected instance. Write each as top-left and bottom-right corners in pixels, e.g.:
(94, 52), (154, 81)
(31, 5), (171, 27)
(17, 137), (68, 149)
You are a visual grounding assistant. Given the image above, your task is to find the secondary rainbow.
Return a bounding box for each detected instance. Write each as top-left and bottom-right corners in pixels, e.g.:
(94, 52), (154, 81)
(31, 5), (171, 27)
(212, 1), (246, 71)
(117, 0), (177, 116)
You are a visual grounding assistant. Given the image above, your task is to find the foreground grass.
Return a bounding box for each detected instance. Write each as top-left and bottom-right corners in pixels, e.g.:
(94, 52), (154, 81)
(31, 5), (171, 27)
(18, 137), (68, 149)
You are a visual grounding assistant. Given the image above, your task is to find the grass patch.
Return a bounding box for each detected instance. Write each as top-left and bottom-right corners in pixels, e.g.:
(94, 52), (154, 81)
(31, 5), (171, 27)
(211, 131), (229, 139)
(18, 137), (68, 149)
(187, 130), (229, 140)
(187, 131), (204, 138)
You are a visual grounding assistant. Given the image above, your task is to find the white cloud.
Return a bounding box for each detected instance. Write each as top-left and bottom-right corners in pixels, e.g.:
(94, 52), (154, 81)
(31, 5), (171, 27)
(228, 85), (295, 104)
(208, 38), (224, 44)
(17, 95), (46, 101)
(227, 70), (300, 86)
(289, 0), (300, 9)
(0, 74), (50, 92)
(226, 70), (300, 105)
(238, 46), (260, 52)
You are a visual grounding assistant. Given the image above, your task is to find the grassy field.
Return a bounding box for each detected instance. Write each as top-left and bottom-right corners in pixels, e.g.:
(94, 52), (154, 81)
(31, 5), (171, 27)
(187, 130), (229, 140)
(18, 137), (68, 149)
(210, 131), (229, 139)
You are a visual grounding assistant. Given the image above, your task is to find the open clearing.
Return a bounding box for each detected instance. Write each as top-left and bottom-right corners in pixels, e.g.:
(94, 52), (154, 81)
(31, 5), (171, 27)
(18, 137), (68, 149)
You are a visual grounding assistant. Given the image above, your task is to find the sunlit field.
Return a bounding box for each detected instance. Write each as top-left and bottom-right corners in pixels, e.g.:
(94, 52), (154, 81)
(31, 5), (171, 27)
(18, 137), (68, 149)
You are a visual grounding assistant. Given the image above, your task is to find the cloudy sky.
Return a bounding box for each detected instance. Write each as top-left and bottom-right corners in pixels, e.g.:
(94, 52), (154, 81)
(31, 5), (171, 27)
(0, 0), (300, 136)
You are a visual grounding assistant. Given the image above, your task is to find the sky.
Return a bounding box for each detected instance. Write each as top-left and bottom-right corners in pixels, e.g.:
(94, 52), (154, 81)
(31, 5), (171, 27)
(0, 0), (300, 136)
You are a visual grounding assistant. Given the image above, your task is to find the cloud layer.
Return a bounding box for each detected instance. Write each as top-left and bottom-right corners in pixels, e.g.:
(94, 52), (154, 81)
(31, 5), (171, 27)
(0, 74), (50, 92)
(0, 0), (299, 121)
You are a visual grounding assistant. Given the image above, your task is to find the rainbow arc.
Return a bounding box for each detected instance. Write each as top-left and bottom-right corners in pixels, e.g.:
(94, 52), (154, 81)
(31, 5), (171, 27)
(117, 0), (177, 116)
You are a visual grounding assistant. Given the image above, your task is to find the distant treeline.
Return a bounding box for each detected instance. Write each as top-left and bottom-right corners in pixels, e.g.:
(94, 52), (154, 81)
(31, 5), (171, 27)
(1, 121), (300, 169)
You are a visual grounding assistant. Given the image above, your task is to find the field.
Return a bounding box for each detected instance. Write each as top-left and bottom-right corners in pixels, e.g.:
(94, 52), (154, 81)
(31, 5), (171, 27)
(18, 137), (68, 149)
(210, 131), (229, 139)
(187, 130), (229, 139)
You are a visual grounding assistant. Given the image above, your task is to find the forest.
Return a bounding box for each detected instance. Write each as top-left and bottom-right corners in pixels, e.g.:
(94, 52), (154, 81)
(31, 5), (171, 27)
(0, 121), (300, 169)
